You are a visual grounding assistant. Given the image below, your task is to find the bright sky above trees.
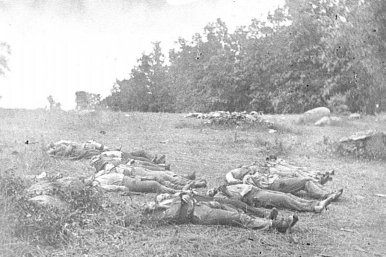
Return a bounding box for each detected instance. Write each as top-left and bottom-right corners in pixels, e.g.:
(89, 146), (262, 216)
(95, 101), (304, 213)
(0, 0), (283, 110)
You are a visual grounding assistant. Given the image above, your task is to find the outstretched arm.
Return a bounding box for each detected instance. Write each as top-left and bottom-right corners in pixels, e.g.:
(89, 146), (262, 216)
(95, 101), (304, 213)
(225, 171), (242, 184)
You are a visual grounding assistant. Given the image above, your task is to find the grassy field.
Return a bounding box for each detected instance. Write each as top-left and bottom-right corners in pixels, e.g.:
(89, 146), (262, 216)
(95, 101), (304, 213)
(0, 108), (385, 257)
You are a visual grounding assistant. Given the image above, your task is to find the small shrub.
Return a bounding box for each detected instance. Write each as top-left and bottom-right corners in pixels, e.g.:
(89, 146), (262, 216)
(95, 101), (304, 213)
(270, 136), (288, 156)
(0, 173), (109, 248)
(253, 135), (289, 157)
(0, 171), (28, 197)
(12, 197), (72, 247)
(327, 94), (349, 114)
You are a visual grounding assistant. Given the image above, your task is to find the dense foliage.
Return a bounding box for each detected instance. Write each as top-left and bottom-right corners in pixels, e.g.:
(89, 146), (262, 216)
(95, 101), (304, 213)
(104, 0), (386, 114)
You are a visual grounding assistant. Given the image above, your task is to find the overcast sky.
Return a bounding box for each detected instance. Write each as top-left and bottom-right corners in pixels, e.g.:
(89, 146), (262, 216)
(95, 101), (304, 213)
(0, 0), (284, 110)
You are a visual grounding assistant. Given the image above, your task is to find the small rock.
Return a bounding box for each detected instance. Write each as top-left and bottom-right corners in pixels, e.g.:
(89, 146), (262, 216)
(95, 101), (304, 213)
(250, 111), (259, 116)
(185, 112), (200, 118)
(349, 113), (361, 119)
(374, 193), (386, 198)
(36, 171), (47, 179)
(329, 116), (342, 125)
(315, 116), (331, 126)
(246, 114), (257, 121)
(315, 116), (341, 126)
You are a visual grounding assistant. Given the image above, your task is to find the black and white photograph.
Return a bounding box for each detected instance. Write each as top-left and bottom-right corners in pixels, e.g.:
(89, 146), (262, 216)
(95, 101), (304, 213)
(0, 0), (385, 256)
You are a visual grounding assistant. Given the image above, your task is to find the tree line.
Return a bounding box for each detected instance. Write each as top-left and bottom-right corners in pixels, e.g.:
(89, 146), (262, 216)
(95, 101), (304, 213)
(103, 0), (385, 114)
(2, 0), (383, 114)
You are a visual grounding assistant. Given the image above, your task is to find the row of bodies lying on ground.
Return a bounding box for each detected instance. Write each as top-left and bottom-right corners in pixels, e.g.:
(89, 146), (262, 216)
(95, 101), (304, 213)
(185, 107), (364, 127)
(20, 139), (345, 234)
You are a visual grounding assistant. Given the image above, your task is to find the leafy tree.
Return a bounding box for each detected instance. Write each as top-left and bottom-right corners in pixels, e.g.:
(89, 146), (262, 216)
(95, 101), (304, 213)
(169, 19), (251, 112)
(106, 42), (174, 112)
(105, 0), (385, 114)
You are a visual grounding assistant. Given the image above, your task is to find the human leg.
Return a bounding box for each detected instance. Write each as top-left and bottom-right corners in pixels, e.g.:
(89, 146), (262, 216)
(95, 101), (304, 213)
(128, 150), (165, 164)
(270, 178), (331, 199)
(246, 188), (319, 212)
(146, 171), (200, 187)
(304, 180), (331, 199)
(135, 161), (169, 170)
(121, 176), (178, 194)
(192, 203), (297, 232)
(269, 178), (310, 194)
(192, 203), (272, 230)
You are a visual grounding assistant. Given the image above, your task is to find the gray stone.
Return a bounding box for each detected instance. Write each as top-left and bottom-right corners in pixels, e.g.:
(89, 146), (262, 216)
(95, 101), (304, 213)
(315, 116), (331, 126)
(349, 113), (361, 119)
(298, 107), (331, 124)
(338, 130), (386, 159)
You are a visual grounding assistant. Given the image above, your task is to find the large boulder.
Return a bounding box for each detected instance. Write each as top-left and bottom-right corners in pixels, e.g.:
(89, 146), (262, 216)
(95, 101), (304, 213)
(337, 130), (386, 159)
(297, 107), (331, 124)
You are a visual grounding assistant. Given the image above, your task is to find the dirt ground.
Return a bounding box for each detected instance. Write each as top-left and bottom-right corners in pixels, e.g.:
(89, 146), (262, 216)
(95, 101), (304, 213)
(0, 109), (385, 257)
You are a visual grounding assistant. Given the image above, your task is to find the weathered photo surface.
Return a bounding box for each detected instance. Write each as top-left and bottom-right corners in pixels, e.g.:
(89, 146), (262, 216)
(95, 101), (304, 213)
(0, 0), (385, 256)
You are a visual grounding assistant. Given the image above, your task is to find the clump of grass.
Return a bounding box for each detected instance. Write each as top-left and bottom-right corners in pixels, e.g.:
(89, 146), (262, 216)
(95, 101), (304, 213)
(11, 141), (56, 176)
(174, 119), (204, 129)
(253, 135), (290, 157)
(268, 136), (289, 157)
(270, 122), (303, 135)
(0, 171), (108, 248)
(0, 170), (28, 197)
(12, 198), (72, 247)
